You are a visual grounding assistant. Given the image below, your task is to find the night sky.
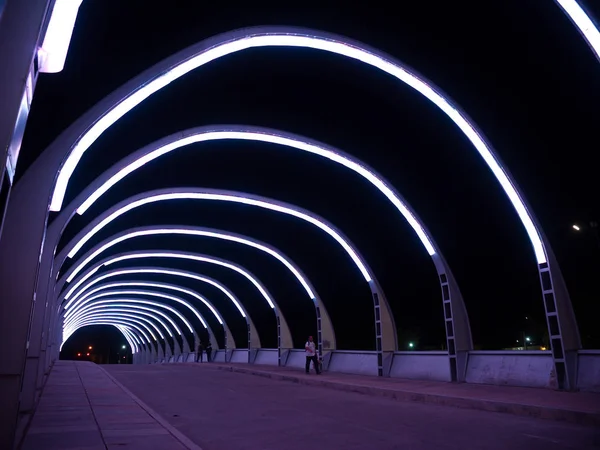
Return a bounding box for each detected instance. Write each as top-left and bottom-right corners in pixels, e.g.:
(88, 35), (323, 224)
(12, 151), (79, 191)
(18, 1), (600, 357)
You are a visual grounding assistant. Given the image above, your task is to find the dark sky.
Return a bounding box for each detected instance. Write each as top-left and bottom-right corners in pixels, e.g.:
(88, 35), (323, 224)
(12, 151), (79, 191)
(18, 1), (600, 355)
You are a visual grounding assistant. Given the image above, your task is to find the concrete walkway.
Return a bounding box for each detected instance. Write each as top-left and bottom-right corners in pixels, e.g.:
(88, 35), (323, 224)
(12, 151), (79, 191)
(208, 362), (600, 426)
(19, 361), (199, 449)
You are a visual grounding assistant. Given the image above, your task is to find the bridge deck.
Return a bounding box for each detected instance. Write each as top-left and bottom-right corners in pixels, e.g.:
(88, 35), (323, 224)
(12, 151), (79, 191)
(19, 361), (600, 450)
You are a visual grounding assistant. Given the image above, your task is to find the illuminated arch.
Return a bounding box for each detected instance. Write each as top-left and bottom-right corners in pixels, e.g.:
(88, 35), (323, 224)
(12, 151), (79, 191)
(49, 125), (469, 370)
(60, 322), (139, 353)
(38, 26), (546, 270)
(54, 247), (294, 359)
(63, 290), (215, 353)
(71, 314), (155, 343)
(62, 265), (262, 349)
(63, 305), (179, 361)
(57, 220), (335, 351)
(0, 27), (578, 387)
(64, 281), (236, 348)
(64, 188), (376, 284)
(65, 309), (167, 342)
(55, 188), (391, 357)
(64, 303), (180, 338)
(63, 315), (160, 363)
(63, 307), (181, 358)
(556, 0), (600, 62)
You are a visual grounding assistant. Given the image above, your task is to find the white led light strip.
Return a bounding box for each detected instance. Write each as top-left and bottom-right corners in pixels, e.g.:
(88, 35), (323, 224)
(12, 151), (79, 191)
(67, 218), (317, 297)
(49, 31), (546, 264)
(65, 314), (155, 343)
(61, 322), (139, 353)
(65, 310), (167, 340)
(67, 268), (246, 318)
(66, 281), (223, 324)
(65, 194), (370, 282)
(65, 249), (276, 310)
(64, 292), (198, 332)
(64, 303), (181, 337)
(76, 130), (435, 256)
(556, 0), (600, 61)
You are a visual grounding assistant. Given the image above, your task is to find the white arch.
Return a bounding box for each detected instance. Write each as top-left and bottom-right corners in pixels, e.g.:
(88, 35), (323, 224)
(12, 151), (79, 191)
(64, 314), (154, 344)
(67, 267), (246, 318)
(75, 129), (436, 256)
(556, 0), (600, 61)
(65, 190), (371, 283)
(64, 309), (167, 341)
(60, 322), (138, 353)
(65, 248), (277, 310)
(46, 28), (546, 265)
(65, 292), (198, 332)
(64, 303), (181, 338)
(68, 281), (223, 325)
(116, 324), (139, 352)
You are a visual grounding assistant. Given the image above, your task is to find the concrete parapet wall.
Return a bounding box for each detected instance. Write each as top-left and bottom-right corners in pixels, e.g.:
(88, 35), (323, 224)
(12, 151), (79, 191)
(230, 349), (248, 363)
(391, 351), (451, 382)
(465, 351), (555, 388)
(201, 348), (600, 391)
(254, 349), (278, 365)
(577, 350), (600, 393)
(286, 349), (306, 369)
(328, 350), (379, 376)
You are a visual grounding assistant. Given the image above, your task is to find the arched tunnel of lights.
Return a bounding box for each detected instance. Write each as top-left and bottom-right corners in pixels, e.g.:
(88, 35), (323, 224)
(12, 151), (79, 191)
(2, 8), (599, 404)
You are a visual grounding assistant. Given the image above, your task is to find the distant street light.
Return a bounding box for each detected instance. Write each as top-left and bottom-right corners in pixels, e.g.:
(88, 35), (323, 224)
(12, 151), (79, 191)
(408, 342), (414, 349)
(572, 221), (600, 250)
(122, 345), (126, 349)
(88, 345), (92, 350)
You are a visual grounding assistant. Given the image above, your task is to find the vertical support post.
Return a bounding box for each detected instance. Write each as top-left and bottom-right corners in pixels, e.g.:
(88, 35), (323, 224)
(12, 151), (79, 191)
(369, 279), (396, 377)
(276, 314), (281, 366)
(429, 255), (473, 383)
(538, 253), (581, 391)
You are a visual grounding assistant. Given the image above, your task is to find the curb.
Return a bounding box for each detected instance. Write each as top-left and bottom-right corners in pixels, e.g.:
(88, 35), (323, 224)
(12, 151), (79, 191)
(214, 364), (600, 427)
(98, 365), (203, 450)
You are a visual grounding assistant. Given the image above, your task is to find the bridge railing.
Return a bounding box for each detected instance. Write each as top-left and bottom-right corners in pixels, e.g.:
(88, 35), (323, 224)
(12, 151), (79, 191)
(160, 348), (599, 391)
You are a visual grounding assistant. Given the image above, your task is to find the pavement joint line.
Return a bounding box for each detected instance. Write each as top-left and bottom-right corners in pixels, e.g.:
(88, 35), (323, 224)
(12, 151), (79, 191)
(74, 363), (108, 450)
(204, 363), (600, 427)
(97, 364), (203, 450)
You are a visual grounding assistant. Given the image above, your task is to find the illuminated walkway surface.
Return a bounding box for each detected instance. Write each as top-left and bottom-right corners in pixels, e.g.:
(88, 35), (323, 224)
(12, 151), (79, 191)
(21, 362), (600, 450)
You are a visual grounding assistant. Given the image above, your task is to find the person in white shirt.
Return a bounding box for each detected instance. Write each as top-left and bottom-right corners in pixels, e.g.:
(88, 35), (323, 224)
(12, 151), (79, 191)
(304, 335), (320, 374)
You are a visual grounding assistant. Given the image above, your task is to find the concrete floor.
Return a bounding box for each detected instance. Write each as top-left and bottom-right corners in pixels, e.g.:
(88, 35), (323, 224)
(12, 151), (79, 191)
(105, 364), (600, 450)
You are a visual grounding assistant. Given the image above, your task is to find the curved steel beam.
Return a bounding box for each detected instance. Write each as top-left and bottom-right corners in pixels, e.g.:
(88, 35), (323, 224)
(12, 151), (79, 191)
(37, 26), (549, 267)
(556, 0), (600, 62)
(64, 304), (179, 338)
(62, 290), (209, 353)
(56, 187), (388, 354)
(53, 247), (293, 362)
(49, 125), (467, 370)
(57, 222), (334, 352)
(65, 309), (167, 342)
(64, 314), (159, 362)
(61, 322), (139, 354)
(64, 266), (260, 349)
(63, 307), (174, 361)
(1, 26), (579, 390)
(65, 281), (234, 349)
